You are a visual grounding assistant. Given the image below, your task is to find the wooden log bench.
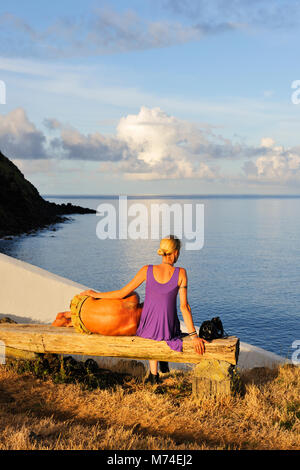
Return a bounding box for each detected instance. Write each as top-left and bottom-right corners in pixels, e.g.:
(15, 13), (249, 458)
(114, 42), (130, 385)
(0, 323), (240, 398)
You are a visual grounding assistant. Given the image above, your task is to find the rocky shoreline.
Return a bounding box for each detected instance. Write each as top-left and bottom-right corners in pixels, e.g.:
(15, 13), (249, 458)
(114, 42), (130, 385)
(0, 151), (96, 239)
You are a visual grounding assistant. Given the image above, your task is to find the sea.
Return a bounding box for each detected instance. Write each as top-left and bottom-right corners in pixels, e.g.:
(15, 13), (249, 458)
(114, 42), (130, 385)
(0, 195), (299, 360)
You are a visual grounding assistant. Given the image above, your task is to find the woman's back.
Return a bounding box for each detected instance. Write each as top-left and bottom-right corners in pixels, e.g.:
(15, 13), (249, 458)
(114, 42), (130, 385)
(136, 264), (183, 351)
(152, 264), (178, 284)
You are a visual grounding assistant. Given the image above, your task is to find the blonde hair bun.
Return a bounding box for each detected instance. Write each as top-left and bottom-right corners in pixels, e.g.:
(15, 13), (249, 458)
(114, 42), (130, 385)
(157, 235), (181, 257)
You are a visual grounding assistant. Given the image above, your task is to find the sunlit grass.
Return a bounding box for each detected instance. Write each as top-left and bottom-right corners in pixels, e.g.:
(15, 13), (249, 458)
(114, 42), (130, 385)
(0, 362), (299, 450)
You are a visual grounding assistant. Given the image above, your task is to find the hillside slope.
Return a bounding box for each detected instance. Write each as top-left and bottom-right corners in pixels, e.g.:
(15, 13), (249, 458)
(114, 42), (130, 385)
(0, 151), (95, 237)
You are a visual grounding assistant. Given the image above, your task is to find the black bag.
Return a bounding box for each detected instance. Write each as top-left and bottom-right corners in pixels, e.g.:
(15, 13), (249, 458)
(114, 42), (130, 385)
(199, 316), (225, 341)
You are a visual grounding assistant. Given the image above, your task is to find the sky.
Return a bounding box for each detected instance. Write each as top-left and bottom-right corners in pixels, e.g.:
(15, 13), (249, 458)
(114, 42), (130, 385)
(0, 0), (300, 195)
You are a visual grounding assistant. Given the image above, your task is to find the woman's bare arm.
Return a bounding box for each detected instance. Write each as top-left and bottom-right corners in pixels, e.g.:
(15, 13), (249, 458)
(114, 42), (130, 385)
(179, 268), (207, 355)
(80, 265), (148, 299)
(178, 268), (196, 331)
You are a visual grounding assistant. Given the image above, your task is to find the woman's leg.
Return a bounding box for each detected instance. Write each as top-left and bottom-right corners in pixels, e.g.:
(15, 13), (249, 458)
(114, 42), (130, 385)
(52, 311), (72, 327)
(149, 360), (158, 375)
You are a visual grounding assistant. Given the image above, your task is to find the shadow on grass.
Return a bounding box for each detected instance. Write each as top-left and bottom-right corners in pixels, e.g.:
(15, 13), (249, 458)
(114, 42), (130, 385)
(240, 366), (279, 389)
(0, 365), (244, 450)
(7, 354), (136, 392)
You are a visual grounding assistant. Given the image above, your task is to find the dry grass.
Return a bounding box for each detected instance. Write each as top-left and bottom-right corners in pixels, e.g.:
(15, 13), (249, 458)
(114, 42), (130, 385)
(0, 363), (299, 450)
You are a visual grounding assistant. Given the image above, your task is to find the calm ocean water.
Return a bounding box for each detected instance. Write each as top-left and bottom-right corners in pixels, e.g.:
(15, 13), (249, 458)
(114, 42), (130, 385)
(1, 196), (299, 359)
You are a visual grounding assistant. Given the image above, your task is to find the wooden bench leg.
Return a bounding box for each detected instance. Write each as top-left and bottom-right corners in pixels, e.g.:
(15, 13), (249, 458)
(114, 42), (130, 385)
(4, 346), (39, 361)
(192, 359), (241, 398)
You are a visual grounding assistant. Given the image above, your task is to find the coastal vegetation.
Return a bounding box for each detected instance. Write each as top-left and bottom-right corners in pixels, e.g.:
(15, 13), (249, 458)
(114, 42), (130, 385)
(0, 150), (95, 238)
(0, 359), (299, 450)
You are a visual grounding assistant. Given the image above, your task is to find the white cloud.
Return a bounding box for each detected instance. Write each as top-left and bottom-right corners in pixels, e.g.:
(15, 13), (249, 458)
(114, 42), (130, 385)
(243, 138), (300, 183)
(1, 56), (298, 140)
(52, 123), (133, 162)
(2, 106), (300, 185)
(2, 2), (298, 60)
(0, 7), (237, 58)
(164, 0), (300, 29)
(0, 108), (48, 159)
(11, 158), (57, 175)
(115, 106), (221, 179)
(260, 137), (275, 148)
(0, 106), (224, 179)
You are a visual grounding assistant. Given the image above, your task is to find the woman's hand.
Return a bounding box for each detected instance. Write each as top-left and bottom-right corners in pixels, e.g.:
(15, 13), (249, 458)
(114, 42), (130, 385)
(79, 289), (101, 298)
(191, 336), (208, 355)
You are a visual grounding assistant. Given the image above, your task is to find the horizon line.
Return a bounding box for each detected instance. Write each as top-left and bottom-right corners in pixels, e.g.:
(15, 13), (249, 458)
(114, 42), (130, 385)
(43, 194), (300, 199)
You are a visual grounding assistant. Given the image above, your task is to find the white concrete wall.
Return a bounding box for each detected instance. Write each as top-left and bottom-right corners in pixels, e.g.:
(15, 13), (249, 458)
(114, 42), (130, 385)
(0, 252), (291, 371)
(0, 252), (88, 324)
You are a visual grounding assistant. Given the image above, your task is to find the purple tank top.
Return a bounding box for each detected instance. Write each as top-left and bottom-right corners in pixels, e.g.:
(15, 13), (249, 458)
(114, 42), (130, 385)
(136, 264), (183, 352)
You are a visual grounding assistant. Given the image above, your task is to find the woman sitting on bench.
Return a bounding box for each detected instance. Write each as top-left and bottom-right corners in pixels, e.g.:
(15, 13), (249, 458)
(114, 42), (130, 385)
(53, 235), (207, 384)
